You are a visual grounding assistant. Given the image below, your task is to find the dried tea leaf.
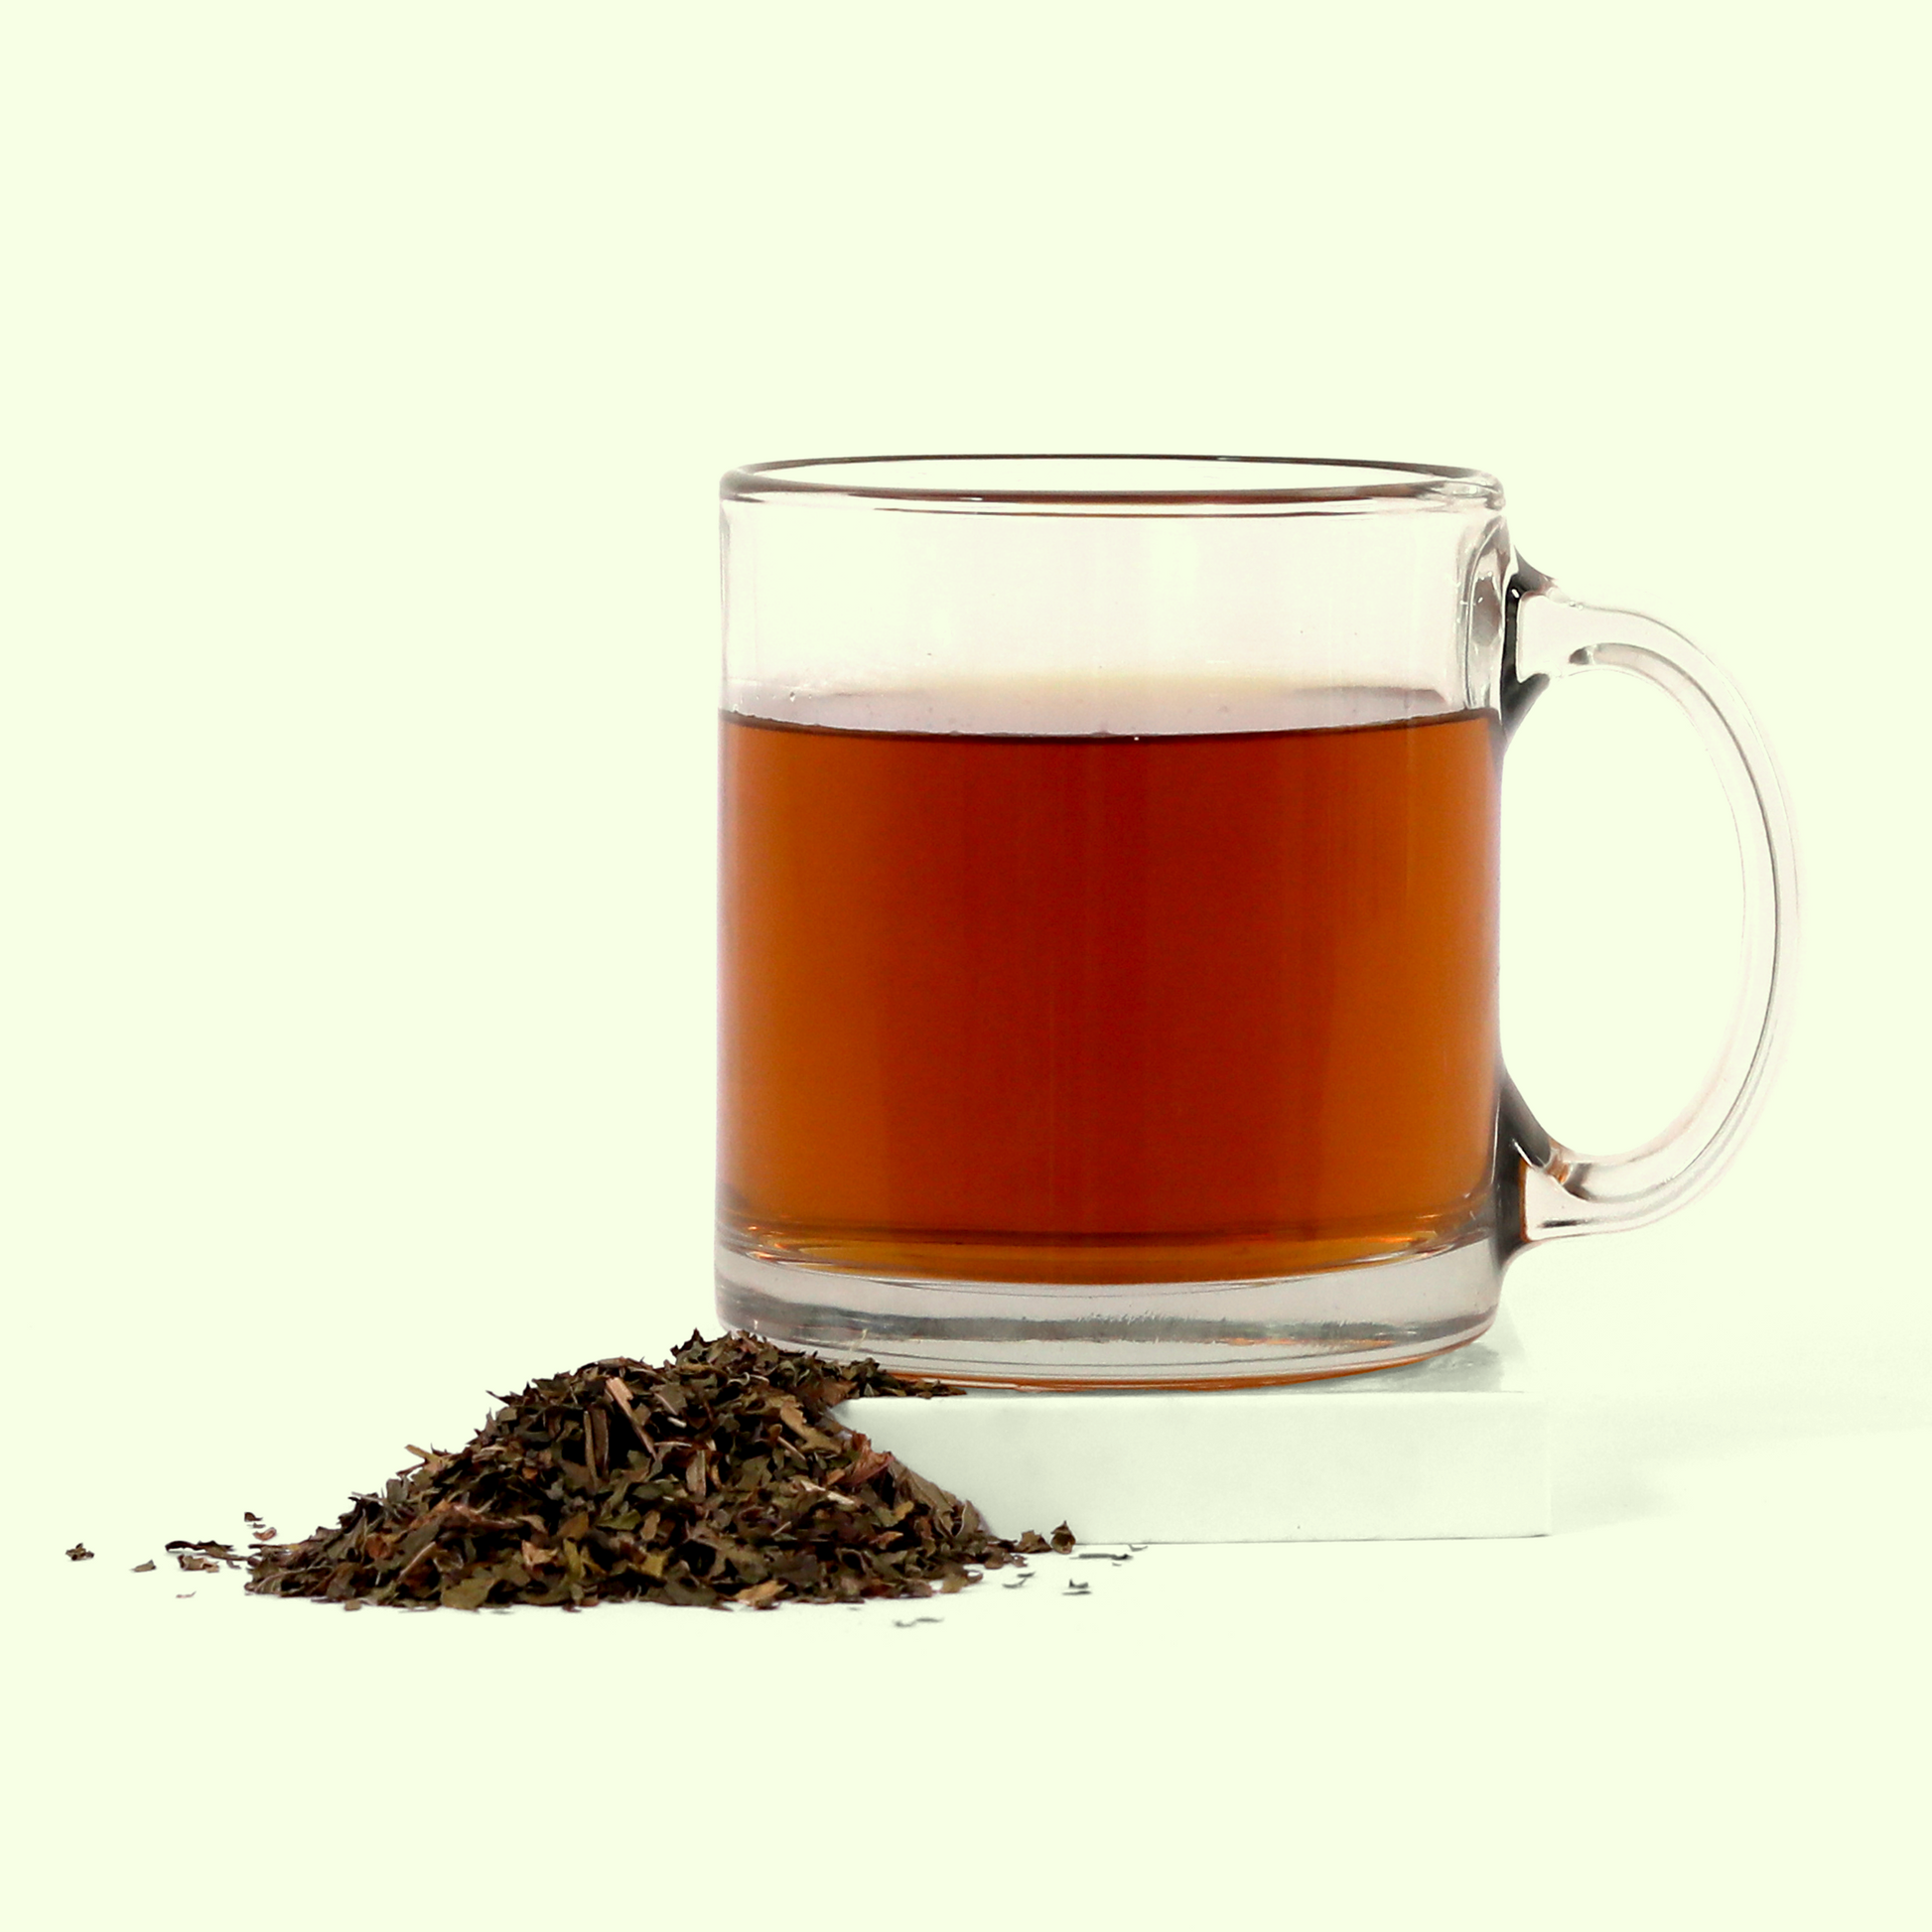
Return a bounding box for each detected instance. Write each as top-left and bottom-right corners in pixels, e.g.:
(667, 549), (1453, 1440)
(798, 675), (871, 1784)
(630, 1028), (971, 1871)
(166, 1539), (248, 1571)
(244, 1331), (1059, 1613)
(441, 1574), (495, 1612)
(132, 1560), (156, 1573)
(65, 1543), (94, 1562)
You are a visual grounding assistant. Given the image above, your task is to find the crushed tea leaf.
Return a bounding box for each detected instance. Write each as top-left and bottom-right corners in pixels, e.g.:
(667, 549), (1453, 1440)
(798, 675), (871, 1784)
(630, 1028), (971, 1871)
(167, 1539), (247, 1573)
(246, 1330), (1071, 1611)
(65, 1543), (94, 1562)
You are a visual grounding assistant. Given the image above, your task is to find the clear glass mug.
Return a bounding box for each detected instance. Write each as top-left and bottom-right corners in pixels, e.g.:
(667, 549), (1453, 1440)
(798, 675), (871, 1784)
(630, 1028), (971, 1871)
(716, 456), (1793, 1387)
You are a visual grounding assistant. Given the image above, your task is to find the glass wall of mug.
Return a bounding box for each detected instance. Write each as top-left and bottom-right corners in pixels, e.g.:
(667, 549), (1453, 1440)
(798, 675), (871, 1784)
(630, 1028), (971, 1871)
(718, 456), (1520, 1386)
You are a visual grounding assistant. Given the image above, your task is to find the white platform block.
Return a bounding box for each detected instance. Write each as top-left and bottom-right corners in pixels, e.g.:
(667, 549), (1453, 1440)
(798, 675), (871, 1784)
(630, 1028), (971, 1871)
(834, 1312), (1549, 1544)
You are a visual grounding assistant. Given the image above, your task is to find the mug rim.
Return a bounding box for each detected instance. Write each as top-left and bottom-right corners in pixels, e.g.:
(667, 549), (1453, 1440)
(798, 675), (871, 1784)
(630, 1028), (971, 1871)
(722, 452), (1504, 510)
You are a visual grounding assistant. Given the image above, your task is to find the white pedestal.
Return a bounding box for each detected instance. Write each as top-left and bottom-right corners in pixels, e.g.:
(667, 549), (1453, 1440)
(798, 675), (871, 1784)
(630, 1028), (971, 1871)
(833, 1312), (1549, 1543)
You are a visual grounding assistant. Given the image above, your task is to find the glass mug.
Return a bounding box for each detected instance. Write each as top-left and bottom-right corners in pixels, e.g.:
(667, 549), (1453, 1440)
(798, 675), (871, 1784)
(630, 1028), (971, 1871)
(716, 456), (1792, 1386)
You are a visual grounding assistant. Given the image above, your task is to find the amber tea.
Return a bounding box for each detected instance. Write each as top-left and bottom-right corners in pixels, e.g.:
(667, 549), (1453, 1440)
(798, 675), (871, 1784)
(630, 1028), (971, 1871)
(720, 693), (1501, 1289)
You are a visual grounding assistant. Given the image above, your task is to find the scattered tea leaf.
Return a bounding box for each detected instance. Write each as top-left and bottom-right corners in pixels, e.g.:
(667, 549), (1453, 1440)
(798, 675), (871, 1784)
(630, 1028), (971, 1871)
(166, 1539), (247, 1571)
(132, 1560), (156, 1573)
(65, 1543), (94, 1562)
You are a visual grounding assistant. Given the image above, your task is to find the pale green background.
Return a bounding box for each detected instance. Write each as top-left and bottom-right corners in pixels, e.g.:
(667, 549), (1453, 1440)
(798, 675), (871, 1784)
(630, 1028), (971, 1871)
(6, 4), (1925, 1927)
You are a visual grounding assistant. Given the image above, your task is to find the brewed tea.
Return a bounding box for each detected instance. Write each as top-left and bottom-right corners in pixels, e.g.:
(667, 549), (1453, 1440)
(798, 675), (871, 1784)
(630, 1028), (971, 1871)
(720, 694), (1499, 1286)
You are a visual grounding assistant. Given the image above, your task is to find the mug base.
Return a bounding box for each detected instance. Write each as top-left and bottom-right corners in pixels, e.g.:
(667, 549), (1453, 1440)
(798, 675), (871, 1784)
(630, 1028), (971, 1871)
(714, 1238), (1502, 1389)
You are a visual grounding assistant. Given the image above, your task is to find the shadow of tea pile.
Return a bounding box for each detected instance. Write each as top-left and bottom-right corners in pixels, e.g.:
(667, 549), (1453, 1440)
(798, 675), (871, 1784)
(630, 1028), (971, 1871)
(246, 1331), (1069, 1610)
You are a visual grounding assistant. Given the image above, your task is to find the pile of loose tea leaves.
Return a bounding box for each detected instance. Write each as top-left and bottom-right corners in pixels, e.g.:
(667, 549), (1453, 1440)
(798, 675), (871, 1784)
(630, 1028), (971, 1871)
(244, 1330), (1071, 1611)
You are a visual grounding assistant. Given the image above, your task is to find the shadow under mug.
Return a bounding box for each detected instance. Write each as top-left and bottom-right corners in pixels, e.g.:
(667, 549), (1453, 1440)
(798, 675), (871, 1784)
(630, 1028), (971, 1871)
(715, 456), (1793, 1387)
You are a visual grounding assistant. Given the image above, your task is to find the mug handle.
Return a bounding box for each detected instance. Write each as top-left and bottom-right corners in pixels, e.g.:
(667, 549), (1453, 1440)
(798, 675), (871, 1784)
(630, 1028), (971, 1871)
(1500, 564), (1797, 1244)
